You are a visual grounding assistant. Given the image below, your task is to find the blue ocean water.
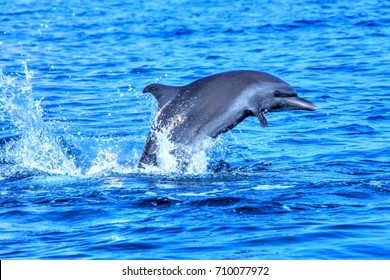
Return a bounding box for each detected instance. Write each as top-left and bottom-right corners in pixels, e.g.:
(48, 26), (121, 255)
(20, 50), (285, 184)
(1, 0), (389, 259)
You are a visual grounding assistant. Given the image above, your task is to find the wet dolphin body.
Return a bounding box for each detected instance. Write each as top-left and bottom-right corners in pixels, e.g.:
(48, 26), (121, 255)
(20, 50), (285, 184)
(139, 70), (316, 167)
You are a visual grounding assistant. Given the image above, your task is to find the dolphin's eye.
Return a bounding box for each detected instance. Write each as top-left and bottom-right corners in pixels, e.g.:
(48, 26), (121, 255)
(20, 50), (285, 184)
(274, 90), (297, 97)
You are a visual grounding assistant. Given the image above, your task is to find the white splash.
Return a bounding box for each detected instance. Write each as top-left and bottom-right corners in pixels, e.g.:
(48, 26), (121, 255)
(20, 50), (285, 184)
(140, 128), (215, 175)
(0, 62), (80, 176)
(86, 148), (118, 175)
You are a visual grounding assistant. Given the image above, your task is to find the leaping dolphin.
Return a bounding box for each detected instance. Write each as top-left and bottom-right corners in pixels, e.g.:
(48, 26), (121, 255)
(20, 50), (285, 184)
(139, 70), (316, 168)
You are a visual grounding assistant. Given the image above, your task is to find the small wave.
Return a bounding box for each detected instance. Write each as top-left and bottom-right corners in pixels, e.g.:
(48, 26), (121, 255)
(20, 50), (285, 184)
(253, 184), (294, 191)
(233, 205), (290, 215)
(337, 124), (376, 135)
(367, 115), (387, 121)
(136, 196), (182, 208)
(130, 66), (162, 74)
(354, 20), (389, 27)
(190, 197), (242, 207)
(257, 19), (330, 32)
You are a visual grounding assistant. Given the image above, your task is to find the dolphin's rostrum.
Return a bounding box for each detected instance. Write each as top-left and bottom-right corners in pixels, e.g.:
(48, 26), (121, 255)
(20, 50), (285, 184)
(139, 70), (316, 168)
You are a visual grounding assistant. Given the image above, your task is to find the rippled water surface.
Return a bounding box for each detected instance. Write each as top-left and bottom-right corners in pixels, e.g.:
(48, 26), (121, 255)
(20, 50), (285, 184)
(1, 0), (389, 259)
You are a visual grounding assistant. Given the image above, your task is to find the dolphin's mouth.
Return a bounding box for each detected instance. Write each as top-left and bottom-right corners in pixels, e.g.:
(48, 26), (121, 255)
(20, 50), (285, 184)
(259, 96), (316, 127)
(286, 96), (317, 111)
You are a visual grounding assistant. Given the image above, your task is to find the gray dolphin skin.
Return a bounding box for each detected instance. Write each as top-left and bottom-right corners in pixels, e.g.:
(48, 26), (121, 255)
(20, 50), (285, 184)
(139, 70), (316, 167)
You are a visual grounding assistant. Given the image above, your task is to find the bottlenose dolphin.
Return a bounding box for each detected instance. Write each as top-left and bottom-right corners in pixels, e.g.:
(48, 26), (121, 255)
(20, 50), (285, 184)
(139, 70), (316, 167)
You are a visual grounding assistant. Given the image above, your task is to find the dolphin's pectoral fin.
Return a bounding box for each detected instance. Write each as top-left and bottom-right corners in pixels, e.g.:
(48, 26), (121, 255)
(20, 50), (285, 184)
(143, 83), (181, 109)
(252, 109), (268, 127)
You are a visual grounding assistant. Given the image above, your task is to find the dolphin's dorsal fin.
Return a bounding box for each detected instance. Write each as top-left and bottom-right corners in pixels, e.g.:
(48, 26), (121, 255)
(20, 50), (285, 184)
(143, 83), (181, 109)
